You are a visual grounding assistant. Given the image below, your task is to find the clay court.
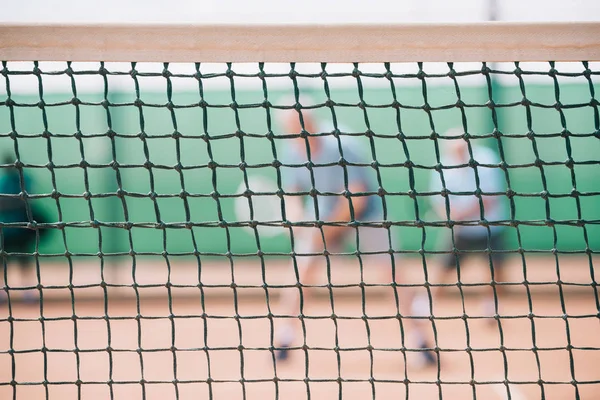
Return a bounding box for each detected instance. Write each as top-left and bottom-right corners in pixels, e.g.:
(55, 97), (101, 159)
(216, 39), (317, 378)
(1, 255), (598, 399)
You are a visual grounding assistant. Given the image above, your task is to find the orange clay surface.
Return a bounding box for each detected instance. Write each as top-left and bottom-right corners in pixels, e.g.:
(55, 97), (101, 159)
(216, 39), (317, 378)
(0, 255), (598, 399)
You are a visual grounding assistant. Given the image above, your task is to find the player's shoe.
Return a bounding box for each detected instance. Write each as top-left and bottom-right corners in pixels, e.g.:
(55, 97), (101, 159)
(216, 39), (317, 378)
(482, 297), (498, 325)
(275, 342), (291, 362)
(418, 341), (437, 367)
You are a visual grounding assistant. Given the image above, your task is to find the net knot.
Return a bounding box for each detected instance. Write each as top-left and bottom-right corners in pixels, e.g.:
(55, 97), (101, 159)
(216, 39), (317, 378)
(565, 158), (575, 169)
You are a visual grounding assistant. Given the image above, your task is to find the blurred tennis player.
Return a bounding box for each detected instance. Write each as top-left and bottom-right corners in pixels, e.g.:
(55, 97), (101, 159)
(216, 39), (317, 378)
(274, 95), (434, 366)
(414, 131), (507, 321)
(0, 153), (46, 303)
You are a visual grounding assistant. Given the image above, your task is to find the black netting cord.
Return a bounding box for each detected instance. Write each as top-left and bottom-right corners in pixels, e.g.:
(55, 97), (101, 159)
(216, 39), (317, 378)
(0, 60), (598, 399)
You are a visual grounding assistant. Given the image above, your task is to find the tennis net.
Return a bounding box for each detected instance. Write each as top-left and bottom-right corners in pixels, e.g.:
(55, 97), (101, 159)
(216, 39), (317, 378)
(0, 22), (599, 400)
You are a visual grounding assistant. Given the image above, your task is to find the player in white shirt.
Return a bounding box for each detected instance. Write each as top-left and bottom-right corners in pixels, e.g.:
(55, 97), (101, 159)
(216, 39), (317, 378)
(414, 132), (507, 321)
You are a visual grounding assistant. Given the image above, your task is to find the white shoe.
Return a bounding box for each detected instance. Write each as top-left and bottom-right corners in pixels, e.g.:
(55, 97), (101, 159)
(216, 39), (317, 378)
(411, 294), (431, 317)
(482, 298), (498, 322)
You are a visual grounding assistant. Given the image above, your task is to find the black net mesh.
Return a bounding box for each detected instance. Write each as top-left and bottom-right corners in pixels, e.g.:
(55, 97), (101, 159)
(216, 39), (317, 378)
(0, 60), (599, 399)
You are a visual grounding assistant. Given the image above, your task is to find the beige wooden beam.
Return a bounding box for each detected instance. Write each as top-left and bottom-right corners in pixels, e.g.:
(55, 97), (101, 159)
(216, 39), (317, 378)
(1, 22), (599, 62)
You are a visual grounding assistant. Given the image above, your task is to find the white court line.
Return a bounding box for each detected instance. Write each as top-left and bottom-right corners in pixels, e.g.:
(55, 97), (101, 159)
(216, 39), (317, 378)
(492, 383), (527, 400)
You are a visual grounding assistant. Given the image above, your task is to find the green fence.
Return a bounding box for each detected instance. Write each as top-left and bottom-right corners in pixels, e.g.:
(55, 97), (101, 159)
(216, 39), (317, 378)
(1, 82), (599, 256)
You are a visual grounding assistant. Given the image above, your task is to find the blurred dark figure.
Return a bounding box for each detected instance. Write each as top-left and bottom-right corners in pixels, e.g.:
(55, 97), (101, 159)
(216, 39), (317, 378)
(0, 153), (46, 303)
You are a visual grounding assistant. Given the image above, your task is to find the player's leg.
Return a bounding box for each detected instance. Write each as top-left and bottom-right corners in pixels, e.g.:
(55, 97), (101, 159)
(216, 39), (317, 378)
(275, 225), (342, 361)
(0, 255), (6, 304)
(17, 255), (37, 303)
(411, 231), (468, 366)
(356, 224), (436, 367)
(481, 231), (506, 319)
(416, 231), (467, 311)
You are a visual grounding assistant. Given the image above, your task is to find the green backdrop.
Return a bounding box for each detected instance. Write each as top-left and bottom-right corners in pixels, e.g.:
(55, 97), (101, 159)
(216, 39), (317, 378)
(1, 82), (599, 257)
